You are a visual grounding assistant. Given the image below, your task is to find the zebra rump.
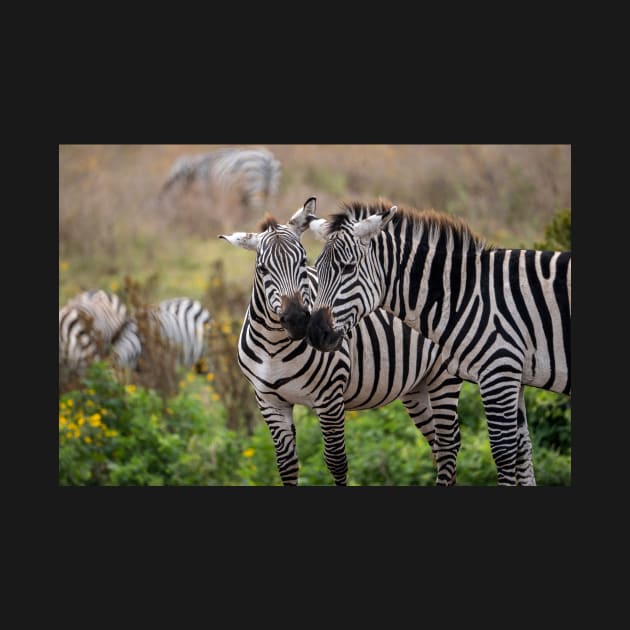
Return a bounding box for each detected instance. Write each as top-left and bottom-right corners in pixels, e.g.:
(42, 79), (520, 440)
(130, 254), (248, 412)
(59, 290), (129, 370)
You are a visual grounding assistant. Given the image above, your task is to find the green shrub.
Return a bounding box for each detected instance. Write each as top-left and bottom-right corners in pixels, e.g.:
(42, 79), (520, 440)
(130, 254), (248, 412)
(534, 208), (571, 250)
(59, 363), (571, 486)
(59, 362), (245, 485)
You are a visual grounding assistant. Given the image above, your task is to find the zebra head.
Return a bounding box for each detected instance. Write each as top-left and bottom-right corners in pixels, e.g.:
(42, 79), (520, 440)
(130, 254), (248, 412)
(219, 197), (317, 340)
(307, 204), (397, 352)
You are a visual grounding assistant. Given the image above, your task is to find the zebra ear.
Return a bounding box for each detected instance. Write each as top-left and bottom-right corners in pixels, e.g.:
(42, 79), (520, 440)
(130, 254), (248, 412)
(218, 232), (260, 251)
(354, 206), (397, 243)
(308, 218), (329, 242)
(288, 196), (317, 235)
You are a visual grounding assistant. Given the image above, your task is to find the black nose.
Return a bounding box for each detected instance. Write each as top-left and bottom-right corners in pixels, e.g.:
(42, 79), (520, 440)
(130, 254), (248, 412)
(306, 309), (343, 352)
(280, 303), (310, 340)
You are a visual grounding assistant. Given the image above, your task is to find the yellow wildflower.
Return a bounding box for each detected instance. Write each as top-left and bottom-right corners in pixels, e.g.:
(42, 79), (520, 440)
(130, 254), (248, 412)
(60, 401), (67, 410)
(59, 260), (69, 272)
(211, 393), (220, 402)
(179, 380), (186, 389)
(89, 413), (102, 426)
(84, 436), (92, 444)
(66, 399), (73, 407)
(221, 322), (232, 335)
(105, 429), (119, 438)
(125, 384), (136, 394)
(206, 372), (215, 382)
(85, 400), (94, 407)
(186, 373), (195, 383)
(99, 408), (108, 416)
(243, 448), (255, 458)
(59, 415), (67, 427)
(77, 417), (85, 426)
(110, 280), (120, 292)
(87, 389), (96, 395)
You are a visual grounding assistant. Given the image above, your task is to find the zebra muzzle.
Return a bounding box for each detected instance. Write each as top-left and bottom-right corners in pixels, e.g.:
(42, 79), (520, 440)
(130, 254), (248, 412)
(279, 297), (310, 340)
(306, 308), (343, 352)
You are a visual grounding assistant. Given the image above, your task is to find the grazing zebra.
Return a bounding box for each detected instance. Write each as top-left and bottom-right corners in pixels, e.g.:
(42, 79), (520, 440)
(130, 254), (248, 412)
(59, 290), (131, 371)
(219, 198), (462, 486)
(112, 297), (212, 372)
(307, 200), (571, 486)
(60, 292), (211, 374)
(161, 147), (282, 210)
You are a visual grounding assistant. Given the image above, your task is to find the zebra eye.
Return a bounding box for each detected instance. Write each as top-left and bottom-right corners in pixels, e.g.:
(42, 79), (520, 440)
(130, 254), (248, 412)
(257, 262), (267, 274)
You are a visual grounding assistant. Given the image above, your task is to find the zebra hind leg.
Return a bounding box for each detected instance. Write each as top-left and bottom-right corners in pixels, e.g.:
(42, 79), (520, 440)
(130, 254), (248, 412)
(515, 386), (536, 486)
(402, 381), (461, 486)
(479, 375), (522, 486)
(430, 376), (462, 486)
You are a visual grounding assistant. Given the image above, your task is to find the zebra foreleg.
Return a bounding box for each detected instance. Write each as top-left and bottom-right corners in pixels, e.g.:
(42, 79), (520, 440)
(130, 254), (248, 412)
(316, 404), (348, 486)
(479, 375), (522, 486)
(259, 403), (299, 486)
(515, 386), (536, 486)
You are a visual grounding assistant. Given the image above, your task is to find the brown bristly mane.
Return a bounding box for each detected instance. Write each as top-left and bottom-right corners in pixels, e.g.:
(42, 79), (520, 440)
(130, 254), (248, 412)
(327, 199), (487, 251)
(258, 214), (279, 231)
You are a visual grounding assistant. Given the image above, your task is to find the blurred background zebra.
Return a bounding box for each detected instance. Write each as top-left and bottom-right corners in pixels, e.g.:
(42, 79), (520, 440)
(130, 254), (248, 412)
(59, 290), (130, 373)
(59, 292), (212, 391)
(160, 147), (282, 213)
(116, 297), (212, 373)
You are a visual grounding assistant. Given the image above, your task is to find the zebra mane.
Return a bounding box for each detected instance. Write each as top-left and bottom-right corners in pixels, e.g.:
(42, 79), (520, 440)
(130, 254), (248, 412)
(258, 214), (280, 231)
(328, 200), (487, 253)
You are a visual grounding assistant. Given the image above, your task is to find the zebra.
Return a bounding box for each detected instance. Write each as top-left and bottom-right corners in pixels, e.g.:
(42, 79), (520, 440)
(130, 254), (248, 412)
(219, 197), (462, 486)
(112, 297), (212, 373)
(307, 200), (571, 486)
(161, 147), (282, 211)
(59, 290), (132, 372)
(59, 292), (211, 374)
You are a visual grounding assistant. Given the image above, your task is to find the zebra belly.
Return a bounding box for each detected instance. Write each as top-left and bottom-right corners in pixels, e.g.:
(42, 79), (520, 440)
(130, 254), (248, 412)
(341, 320), (431, 410)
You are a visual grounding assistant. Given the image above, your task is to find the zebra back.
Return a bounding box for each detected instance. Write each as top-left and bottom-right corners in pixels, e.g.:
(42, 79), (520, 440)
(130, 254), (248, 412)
(162, 147), (281, 210)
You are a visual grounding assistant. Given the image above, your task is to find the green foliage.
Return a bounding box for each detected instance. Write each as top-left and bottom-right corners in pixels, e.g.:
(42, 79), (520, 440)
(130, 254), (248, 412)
(59, 363), (571, 486)
(534, 208), (571, 250)
(525, 389), (571, 454)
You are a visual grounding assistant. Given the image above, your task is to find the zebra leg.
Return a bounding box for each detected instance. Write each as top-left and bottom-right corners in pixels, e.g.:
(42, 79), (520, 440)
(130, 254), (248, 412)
(402, 384), (459, 486)
(257, 399), (299, 486)
(479, 375), (522, 486)
(430, 375), (462, 486)
(407, 365), (462, 486)
(315, 404), (348, 486)
(515, 386), (536, 486)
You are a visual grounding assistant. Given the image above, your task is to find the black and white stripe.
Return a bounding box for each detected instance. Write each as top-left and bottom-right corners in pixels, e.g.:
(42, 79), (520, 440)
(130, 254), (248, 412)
(308, 201), (571, 486)
(220, 198), (462, 486)
(162, 147), (282, 210)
